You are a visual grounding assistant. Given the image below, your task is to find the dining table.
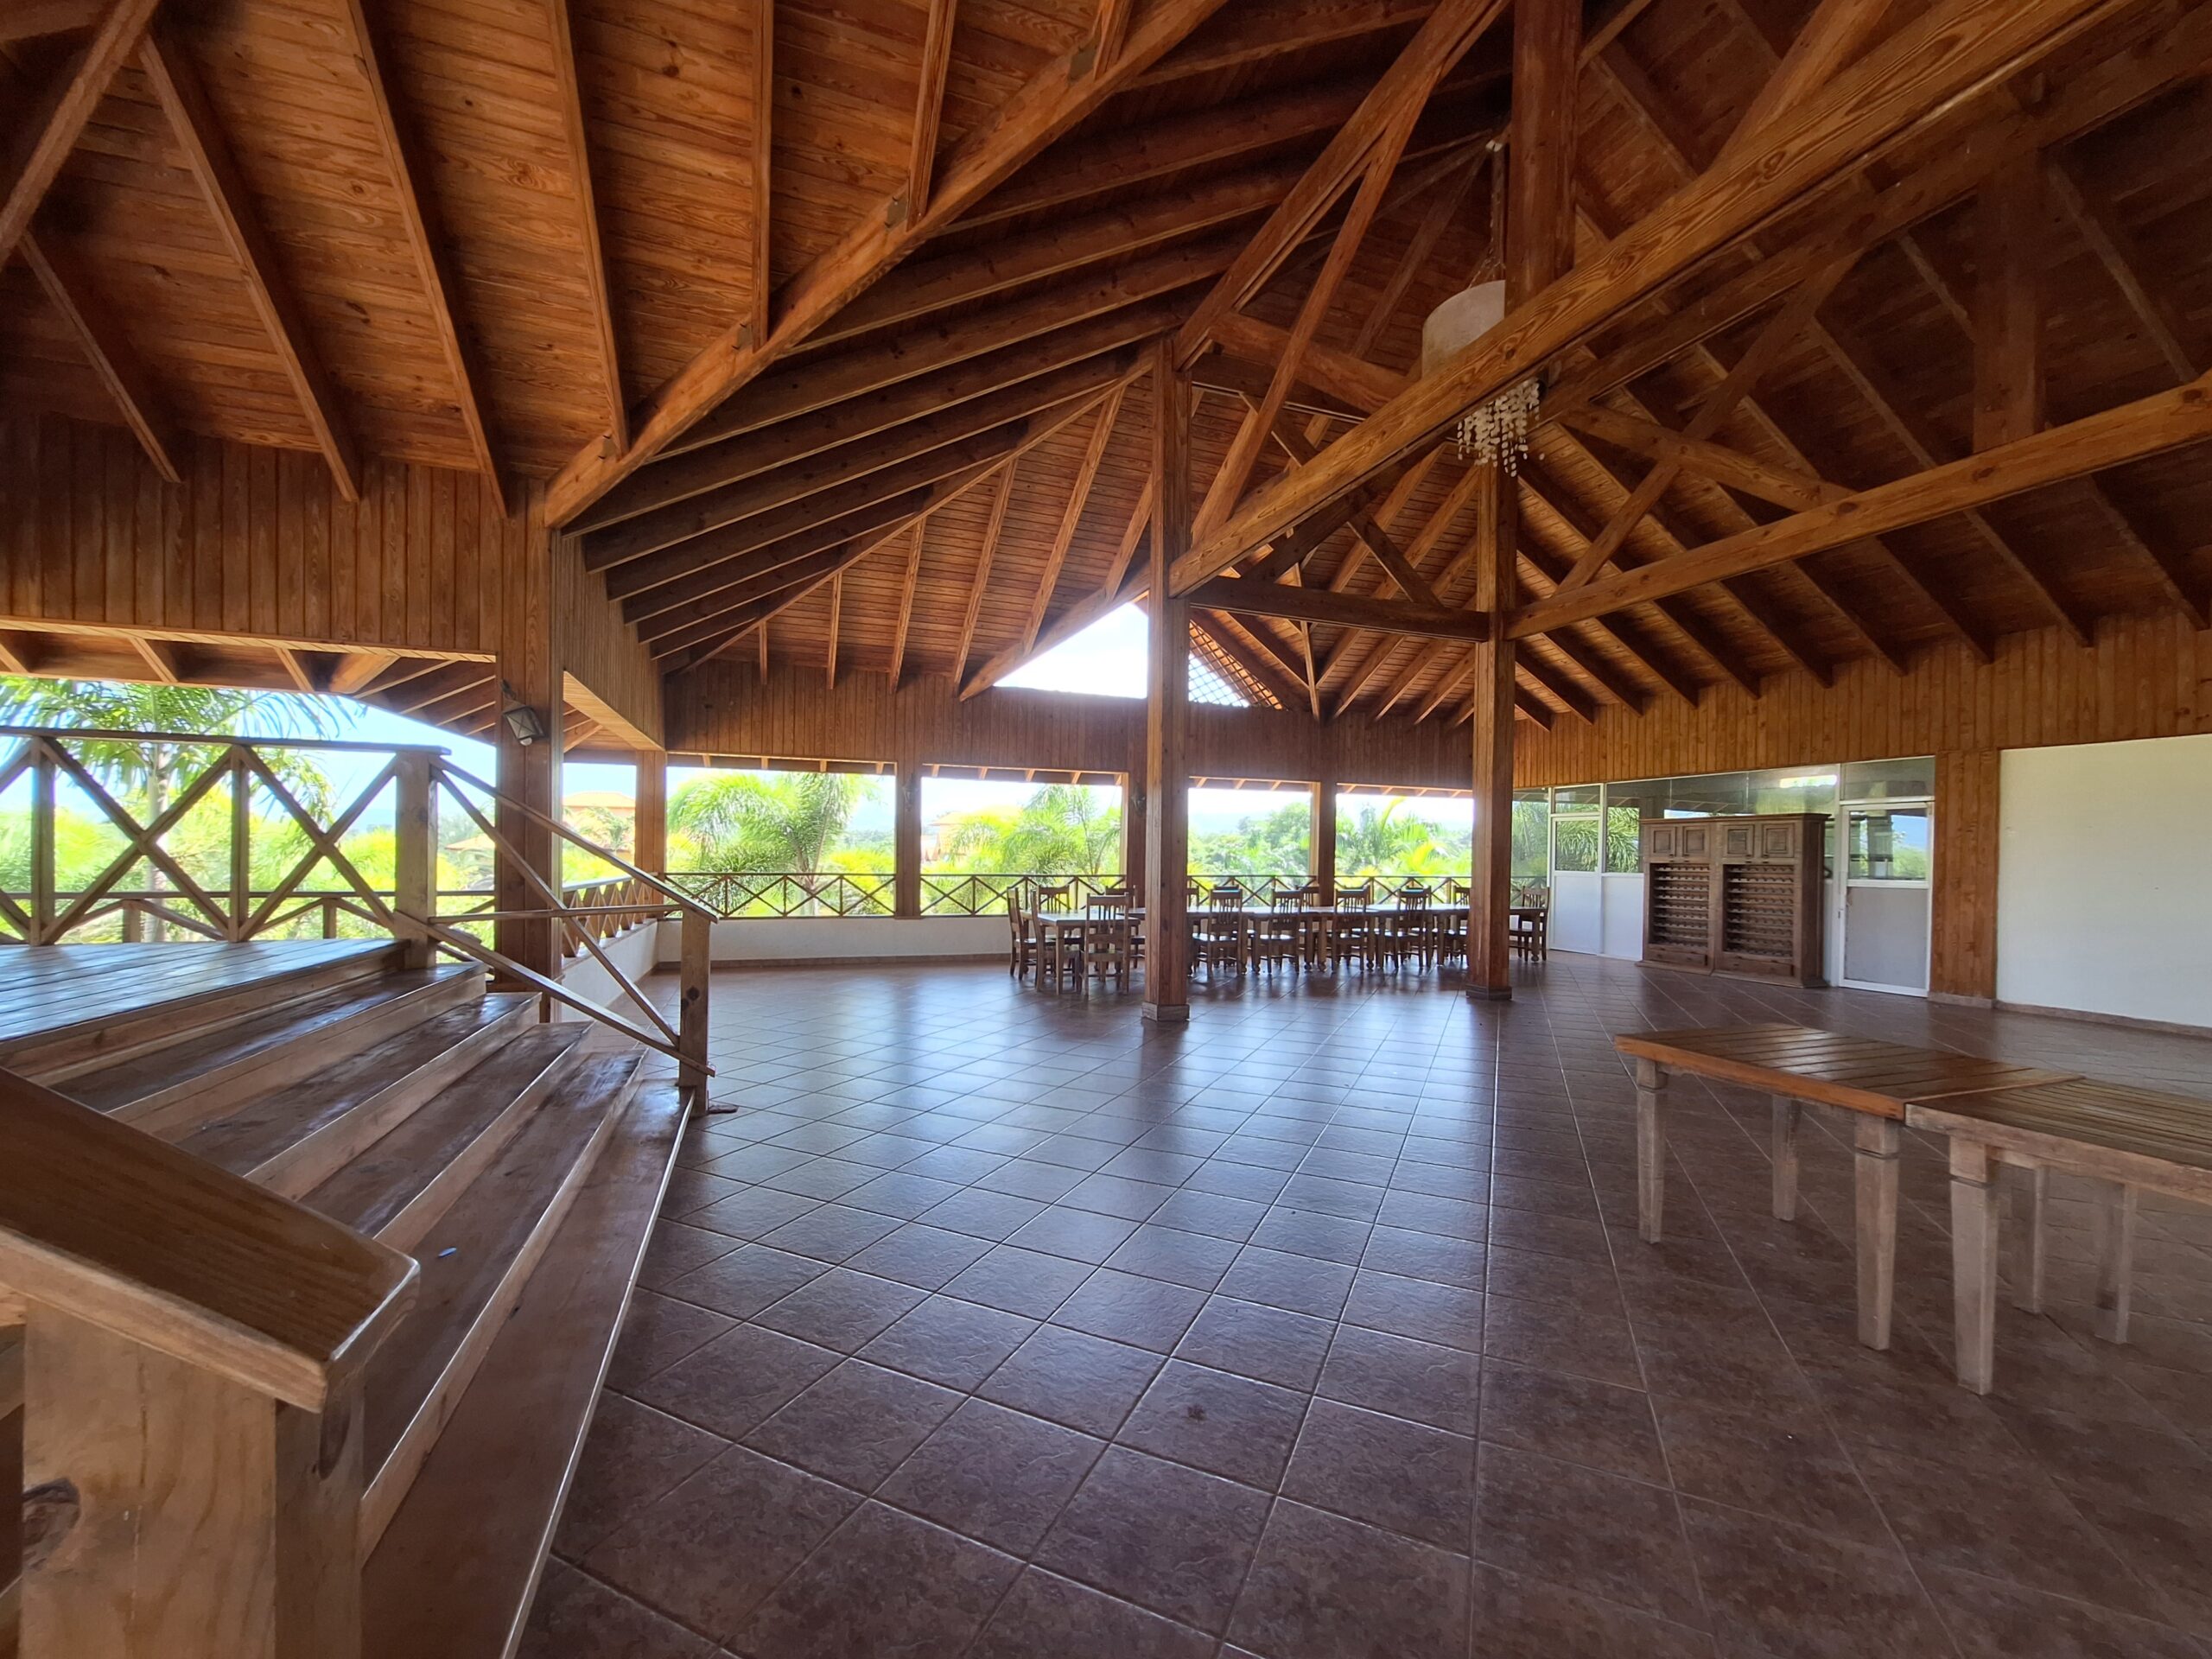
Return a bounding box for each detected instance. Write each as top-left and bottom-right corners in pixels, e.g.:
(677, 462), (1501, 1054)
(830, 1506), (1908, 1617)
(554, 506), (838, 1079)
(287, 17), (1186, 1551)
(1026, 899), (1545, 982)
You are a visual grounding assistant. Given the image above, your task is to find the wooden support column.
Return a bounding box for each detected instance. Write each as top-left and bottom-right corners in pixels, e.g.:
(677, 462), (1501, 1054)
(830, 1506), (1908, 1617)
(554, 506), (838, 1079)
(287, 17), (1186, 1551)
(1142, 339), (1192, 1023)
(1930, 749), (1999, 1004)
(1312, 773), (1337, 895)
(1121, 758), (1146, 893)
(634, 749), (668, 875)
(1974, 156), (2045, 451)
(494, 524), (562, 985)
(1470, 0), (1578, 1001)
(894, 758), (924, 918)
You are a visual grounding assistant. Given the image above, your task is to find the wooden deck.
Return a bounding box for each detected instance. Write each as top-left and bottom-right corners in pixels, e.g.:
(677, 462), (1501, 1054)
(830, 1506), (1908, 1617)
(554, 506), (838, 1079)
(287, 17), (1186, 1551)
(0, 940), (396, 1052)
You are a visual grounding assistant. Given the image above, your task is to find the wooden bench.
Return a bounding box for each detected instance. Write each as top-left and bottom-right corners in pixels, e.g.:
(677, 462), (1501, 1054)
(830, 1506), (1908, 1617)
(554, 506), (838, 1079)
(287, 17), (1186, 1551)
(1906, 1078), (2212, 1394)
(1614, 1026), (2075, 1350)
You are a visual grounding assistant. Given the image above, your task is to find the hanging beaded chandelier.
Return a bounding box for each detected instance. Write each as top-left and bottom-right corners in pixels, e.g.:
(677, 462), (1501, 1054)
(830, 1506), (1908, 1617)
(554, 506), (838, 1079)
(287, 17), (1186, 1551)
(1417, 140), (1540, 474)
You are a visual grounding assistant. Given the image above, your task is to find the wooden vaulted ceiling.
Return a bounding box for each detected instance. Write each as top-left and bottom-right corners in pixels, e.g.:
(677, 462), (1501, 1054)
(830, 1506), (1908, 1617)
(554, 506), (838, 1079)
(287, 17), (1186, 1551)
(4, 0), (2209, 738)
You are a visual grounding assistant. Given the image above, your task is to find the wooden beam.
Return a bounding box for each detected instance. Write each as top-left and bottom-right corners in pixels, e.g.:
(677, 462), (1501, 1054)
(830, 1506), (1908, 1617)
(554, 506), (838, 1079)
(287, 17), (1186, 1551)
(961, 482), (1151, 699)
(1559, 404), (1838, 510)
(0, 0), (160, 268)
(1515, 648), (1596, 722)
(21, 228), (183, 483)
(1719, 0), (1896, 160)
(1208, 315), (1407, 416)
(326, 651), (399, 695)
(1171, 0), (2141, 593)
(543, 0), (1232, 525)
(545, 0), (626, 451)
(905, 0), (957, 219)
(2082, 480), (2210, 631)
(887, 521), (925, 685)
(334, 0), (508, 507)
(0, 0), (105, 42)
(1515, 373), (2212, 634)
(1268, 419), (1447, 606)
(274, 645), (319, 694)
(1188, 576), (1488, 642)
(1192, 614), (1302, 710)
(1173, 0), (1508, 365)
(2045, 156), (2197, 384)
(1141, 337), (1192, 1021)
(747, 0), (772, 348)
(140, 28), (363, 501)
(587, 302), (1174, 531)
(1022, 383), (1127, 652)
(824, 572), (842, 688)
(587, 350), (1132, 569)
(1974, 155), (2044, 452)
(0, 629), (44, 673)
(128, 633), (181, 683)
(953, 462), (1017, 685)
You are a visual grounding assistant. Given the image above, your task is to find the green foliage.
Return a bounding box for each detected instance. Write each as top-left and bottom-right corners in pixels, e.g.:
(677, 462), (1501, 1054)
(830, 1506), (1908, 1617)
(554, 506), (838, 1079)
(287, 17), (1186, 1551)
(932, 785), (1122, 876)
(667, 771), (881, 872)
(1333, 798), (1473, 882)
(1189, 801), (1310, 879)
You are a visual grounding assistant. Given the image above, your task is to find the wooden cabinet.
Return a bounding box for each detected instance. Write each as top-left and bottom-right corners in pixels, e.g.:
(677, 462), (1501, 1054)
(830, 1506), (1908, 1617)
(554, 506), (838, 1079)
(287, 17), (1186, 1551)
(1641, 813), (1827, 987)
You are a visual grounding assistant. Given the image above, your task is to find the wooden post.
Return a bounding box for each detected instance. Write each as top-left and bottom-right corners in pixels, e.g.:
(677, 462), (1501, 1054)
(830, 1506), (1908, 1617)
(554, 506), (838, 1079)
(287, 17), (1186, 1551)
(21, 1310), (365, 1658)
(1469, 0), (1578, 1001)
(392, 749), (436, 970)
(1635, 1058), (1667, 1243)
(1853, 1115), (1901, 1351)
(2091, 1177), (2138, 1344)
(1141, 337), (1192, 1024)
(30, 741), (54, 944)
(229, 748), (251, 940)
(894, 759), (923, 918)
(1974, 155), (2044, 452)
(633, 749), (667, 875)
(1948, 1137), (2000, 1394)
(2004, 1162), (2047, 1312)
(1312, 773), (1337, 895)
(1120, 761), (1146, 896)
(678, 905), (710, 1113)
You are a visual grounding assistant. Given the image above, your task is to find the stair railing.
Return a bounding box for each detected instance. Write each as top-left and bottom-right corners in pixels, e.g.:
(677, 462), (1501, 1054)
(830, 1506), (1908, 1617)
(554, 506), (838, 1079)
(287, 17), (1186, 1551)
(0, 727), (714, 1109)
(0, 1065), (416, 1657)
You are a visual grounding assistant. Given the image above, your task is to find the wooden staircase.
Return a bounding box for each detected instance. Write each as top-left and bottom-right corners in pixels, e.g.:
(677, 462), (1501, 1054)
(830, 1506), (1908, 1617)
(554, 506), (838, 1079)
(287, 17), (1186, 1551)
(0, 940), (689, 1659)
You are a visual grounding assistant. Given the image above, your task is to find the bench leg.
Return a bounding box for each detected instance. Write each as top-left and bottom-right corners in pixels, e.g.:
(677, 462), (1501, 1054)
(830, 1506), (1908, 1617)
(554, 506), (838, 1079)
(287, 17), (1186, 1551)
(2091, 1178), (2139, 1345)
(1853, 1116), (1901, 1350)
(1636, 1058), (1668, 1244)
(2003, 1162), (2047, 1313)
(1770, 1096), (1801, 1221)
(1948, 1138), (2000, 1395)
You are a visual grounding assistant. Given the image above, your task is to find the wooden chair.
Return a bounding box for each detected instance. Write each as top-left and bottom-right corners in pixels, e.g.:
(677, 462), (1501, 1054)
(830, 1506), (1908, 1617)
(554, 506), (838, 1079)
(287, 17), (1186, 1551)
(1092, 887), (1131, 912)
(1033, 879), (1074, 912)
(1006, 894), (1038, 980)
(1382, 881), (1435, 968)
(1510, 880), (1550, 961)
(1083, 915), (1135, 991)
(1329, 884), (1376, 971)
(1250, 892), (1306, 975)
(1192, 882), (1245, 977)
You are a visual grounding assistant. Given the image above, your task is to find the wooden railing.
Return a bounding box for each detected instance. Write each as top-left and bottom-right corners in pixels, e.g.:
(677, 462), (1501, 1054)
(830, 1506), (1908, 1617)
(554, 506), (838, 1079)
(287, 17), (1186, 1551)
(0, 727), (712, 1106)
(0, 1065), (417, 1654)
(663, 871), (1374, 917)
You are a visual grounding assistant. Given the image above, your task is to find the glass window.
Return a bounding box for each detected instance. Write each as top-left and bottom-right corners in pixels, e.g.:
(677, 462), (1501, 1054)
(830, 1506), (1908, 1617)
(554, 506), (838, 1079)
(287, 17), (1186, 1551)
(1551, 784), (1599, 809)
(1841, 756), (1936, 801)
(1847, 804), (1932, 882)
(1511, 790), (1549, 882)
(1552, 810), (1599, 873)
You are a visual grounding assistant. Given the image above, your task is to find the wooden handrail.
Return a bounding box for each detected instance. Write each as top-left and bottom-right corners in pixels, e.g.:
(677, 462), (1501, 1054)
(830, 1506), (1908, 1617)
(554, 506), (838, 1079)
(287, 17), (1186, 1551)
(0, 724), (448, 755)
(0, 1067), (417, 1409)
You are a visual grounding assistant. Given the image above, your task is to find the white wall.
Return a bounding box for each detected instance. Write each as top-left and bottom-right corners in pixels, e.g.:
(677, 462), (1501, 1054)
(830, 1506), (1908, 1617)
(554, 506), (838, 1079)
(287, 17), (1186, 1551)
(657, 915), (1006, 965)
(556, 919), (663, 1027)
(1998, 734), (2212, 1030)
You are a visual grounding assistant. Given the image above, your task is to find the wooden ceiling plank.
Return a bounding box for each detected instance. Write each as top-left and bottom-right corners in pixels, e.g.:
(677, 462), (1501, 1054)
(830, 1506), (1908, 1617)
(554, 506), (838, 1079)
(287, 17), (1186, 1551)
(332, 0), (508, 510)
(545, 0), (626, 452)
(20, 228), (183, 484)
(139, 29), (364, 503)
(2045, 156), (2199, 384)
(2081, 480), (2211, 631)
(1173, 0), (2145, 593)
(1514, 371), (2212, 634)
(962, 479), (1152, 699)
(905, 0), (958, 220)
(1136, 0), (1435, 88)
(0, 0), (104, 42)
(1174, 0), (1508, 365)
(588, 350), (1134, 569)
(544, 0), (1234, 527)
(0, 0), (160, 268)
(1187, 577), (1488, 642)
(1021, 384), (1128, 653)
(887, 522), (925, 688)
(1269, 419), (1449, 607)
(954, 463), (1019, 686)
(1514, 650), (1597, 722)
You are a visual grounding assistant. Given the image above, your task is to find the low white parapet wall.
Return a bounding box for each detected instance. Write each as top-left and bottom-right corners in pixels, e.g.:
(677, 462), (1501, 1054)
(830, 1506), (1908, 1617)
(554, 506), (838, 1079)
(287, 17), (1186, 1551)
(555, 918), (665, 1025)
(653, 914), (1005, 967)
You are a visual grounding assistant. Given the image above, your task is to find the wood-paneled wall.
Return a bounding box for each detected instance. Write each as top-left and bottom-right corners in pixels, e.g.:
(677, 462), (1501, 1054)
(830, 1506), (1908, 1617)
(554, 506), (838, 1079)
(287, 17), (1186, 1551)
(0, 414), (661, 747)
(671, 663), (1474, 788)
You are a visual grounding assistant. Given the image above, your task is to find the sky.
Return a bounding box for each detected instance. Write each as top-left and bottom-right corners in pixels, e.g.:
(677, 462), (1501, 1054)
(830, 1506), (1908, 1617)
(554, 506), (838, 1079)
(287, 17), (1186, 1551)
(998, 601), (1147, 697)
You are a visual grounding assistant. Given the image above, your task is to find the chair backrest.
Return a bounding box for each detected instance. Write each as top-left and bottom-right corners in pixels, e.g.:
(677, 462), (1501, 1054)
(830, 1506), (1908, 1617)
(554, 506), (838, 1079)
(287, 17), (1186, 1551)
(1210, 883), (1245, 912)
(1399, 882), (1433, 908)
(1094, 888), (1130, 913)
(1007, 893), (1025, 932)
(1442, 879), (1470, 905)
(1335, 882), (1371, 907)
(1288, 883), (1324, 908)
(1033, 880), (1071, 911)
(1513, 880), (1551, 910)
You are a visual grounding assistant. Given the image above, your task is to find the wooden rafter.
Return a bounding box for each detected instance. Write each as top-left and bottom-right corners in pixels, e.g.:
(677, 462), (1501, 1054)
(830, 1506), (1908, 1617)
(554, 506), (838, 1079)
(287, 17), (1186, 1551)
(748, 0), (773, 346)
(0, 0), (105, 41)
(905, 0), (957, 220)
(1559, 404), (1836, 510)
(140, 29), (363, 501)
(1515, 371), (2212, 634)
(954, 461), (1018, 685)
(1186, 577), (1488, 642)
(543, 0), (1234, 525)
(2045, 156), (2197, 382)
(1717, 0), (1895, 161)
(0, 0), (161, 268)
(335, 0), (509, 507)
(545, 0), (626, 451)
(887, 521), (925, 685)
(1171, 0), (2136, 594)
(824, 572), (842, 687)
(962, 478), (1153, 699)
(128, 633), (182, 683)
(21, 228), (183, 483)
(1021, 383), (1127, 653)
(2081, 480), (2210, 631)
(1190, 614), (1301, 710)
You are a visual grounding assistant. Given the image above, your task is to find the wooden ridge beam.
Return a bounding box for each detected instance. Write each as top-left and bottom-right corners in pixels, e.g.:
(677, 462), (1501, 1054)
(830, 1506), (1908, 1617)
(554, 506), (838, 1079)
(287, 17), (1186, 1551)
(21, 228), (183, 483)
(546, 0), (626, 452)
(334, 0), (508, 509)
(1173, 0), (1510, 364)
(905, 0), (957, 219)
(0, 0), (160, 268)
(543, 0), (1234, 525)
(586, 349), (1135, 569)
(583, 302), (1175, 532)
(672, 234), (1236, 454)
(1514, 373), (2212, 635)
(140, 29), (364, 502)
(1188, 576), (1488, 642)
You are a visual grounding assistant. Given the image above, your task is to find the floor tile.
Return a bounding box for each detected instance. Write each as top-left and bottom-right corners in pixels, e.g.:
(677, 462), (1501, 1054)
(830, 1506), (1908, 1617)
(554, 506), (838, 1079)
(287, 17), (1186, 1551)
(1118, 1358), (1310, 1488)
(745, 1357), (960, 1489)
(751, 1268), (927, 1352)
(554, 1392), (728, 1559)
(1035, 1446), (1272, 1634)
(979, 1324), (1166, 1436)
(859, 1294), (1039, 1389)
(879, 1398), (1105, 1552)
(627, 1323), (842, 1439)
(1281, 1396), (1474, 1549)
(1318, 1324), (1480, 1433)
(1473, 1444), (1701, 1630)
(518, 1560), (714, 1659)
(968, 1568), (1214, 1659)
(1174, 1295), (1336, 1389)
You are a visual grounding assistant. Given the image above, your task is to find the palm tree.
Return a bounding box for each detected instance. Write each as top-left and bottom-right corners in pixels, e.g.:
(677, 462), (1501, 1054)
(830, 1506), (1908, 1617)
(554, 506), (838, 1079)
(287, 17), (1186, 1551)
(1338, 799), (1439, 879)
(668, 771), (868, 871)
(939, 785), (1122, 875)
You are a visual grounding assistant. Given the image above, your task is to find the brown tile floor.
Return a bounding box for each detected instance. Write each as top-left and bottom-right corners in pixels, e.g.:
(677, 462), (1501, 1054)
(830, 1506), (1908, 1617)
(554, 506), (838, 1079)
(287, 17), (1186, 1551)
(527, 954), (2212, 1659)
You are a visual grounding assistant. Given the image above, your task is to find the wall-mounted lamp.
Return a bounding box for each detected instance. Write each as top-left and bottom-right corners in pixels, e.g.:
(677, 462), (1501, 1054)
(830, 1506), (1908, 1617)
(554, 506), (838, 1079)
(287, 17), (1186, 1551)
(499, 680), (550, 747)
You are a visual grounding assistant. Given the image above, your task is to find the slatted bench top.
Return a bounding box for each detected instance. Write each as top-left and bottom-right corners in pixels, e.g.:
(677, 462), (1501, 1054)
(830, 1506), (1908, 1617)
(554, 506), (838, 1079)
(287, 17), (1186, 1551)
(1907, 1078), (2212, 1195)
(1614, 1025), (2077, 1120)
